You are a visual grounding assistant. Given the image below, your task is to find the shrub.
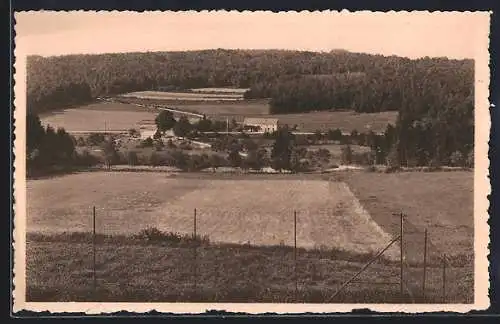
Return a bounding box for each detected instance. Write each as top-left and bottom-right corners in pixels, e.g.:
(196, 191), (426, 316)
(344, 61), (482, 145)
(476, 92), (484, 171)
(140, 137), (154, 148)
(128, 128), (139, 137)
(340, 145), (353, 165)
(148, 151), (165, 166)
(166, 139), (177, 149)
(76, 137), (86, 147)
(126, 151), (139, 166)
(466, 150), (474, 168)
(86, 133), (106, 146)
(76, 149), (99, 167)
(450, 150), (465, 167)
(154, 139), (164, 151)
(134, 227), (209, 246)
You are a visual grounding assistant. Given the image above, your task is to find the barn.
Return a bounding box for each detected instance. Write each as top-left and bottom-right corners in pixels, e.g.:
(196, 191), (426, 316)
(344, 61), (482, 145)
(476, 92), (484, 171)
(243, 117), (279, 133)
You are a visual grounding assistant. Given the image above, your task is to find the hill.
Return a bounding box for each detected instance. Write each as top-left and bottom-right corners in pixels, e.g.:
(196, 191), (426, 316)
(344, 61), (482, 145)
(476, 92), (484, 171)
(27, 49), (474, 166)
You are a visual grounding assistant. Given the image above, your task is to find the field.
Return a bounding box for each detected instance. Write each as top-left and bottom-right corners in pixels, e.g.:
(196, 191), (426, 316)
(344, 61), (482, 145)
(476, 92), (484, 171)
(27, 172), (398, 258)
(26, 171), (474, 303)
(39, 95), (398, 135)
(121, 90), (246, 101)
(340, 171), (474, 264)
(275, 111), (398, 133)
(27, 236), (471, 303)
(39, 102), (157, 132)
(116, 93), (398, 133)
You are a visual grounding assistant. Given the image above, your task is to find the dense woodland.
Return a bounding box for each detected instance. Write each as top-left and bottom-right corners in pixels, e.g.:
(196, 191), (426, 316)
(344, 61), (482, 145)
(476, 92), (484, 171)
(27, 49), (474, 167)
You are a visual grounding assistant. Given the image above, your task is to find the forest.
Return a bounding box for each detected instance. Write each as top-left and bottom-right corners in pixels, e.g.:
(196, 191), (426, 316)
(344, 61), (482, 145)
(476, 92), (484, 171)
(26, 49), (474, 167)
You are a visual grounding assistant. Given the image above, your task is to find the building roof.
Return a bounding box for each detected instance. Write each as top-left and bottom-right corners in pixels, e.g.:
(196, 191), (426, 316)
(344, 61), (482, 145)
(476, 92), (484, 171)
(243, 117), (279, 125)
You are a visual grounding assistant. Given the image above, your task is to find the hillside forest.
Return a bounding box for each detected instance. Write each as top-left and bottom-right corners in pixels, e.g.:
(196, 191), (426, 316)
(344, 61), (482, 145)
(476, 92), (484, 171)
(27, 49), (474, 167)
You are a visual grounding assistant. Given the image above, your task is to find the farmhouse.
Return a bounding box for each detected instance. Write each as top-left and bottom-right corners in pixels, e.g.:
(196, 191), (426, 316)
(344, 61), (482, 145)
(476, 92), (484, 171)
(243, 117), (279, 133)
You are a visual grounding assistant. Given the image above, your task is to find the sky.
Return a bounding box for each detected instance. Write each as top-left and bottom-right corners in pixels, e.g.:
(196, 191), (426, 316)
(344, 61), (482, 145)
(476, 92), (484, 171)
(14, 11), (490, 59)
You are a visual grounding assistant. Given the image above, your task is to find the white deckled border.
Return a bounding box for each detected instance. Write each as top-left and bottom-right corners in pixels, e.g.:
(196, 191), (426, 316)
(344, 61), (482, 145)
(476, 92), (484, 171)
(12, 10), (492, 314)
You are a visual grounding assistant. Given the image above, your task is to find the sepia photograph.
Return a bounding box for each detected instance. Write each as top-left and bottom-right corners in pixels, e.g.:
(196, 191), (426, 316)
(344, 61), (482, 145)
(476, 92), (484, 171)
(13, 10), (491, 314)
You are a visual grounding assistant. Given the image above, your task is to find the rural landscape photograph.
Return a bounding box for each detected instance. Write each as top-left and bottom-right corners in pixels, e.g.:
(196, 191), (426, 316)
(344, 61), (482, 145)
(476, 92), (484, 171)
(16, 11), (487, 306)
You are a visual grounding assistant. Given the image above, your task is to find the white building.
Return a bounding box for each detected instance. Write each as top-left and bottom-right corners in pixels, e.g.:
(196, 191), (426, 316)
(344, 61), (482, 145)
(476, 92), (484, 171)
(243, 117), (279, 133)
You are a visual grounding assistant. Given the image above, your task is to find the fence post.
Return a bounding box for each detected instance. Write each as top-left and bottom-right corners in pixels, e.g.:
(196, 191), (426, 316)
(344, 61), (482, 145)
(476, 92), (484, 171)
(193, 208), (197, 297)
(422, 228), (428, 301)
(294, 210), (298, 302)
(92, 206), (97, 296)
(400, 212), (404, 301)
(327, 235), (401, 302)
(442, 254), (447, 303)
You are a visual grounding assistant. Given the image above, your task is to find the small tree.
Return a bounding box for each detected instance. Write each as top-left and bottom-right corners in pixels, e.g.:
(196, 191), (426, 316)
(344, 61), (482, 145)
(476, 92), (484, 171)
(101, 139), (119, 170)
(128, 128), (139, 137)
(173, 116), (192, 137)
(314, 130), (323, 142)
(196, 118), (213, 132)
(140, 137), (154, 148)
(149, 151), (162, 167)
(154, 139), (164, 151)
(270, 126), (294, 172)
(466, 150), (474, 168)
(209, 154), (223, 172)
(153, 130), (162, 140)
(126, 151), (139, 166)
(450, 150), (465, 167)
(76, 137), (86, 147)
(327, 128), (342, 141)
(169, 150), (188, 170)
(166, 139), (177, 149)
(340, 145), (353, 165)
(155, 110), (176, 133)
(228, 149), (242, 168)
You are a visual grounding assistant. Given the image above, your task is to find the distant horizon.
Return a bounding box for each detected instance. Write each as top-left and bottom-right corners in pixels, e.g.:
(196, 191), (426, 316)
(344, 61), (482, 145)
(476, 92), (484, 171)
(26, 47), (474, 61)
(15, 11), (489, 60)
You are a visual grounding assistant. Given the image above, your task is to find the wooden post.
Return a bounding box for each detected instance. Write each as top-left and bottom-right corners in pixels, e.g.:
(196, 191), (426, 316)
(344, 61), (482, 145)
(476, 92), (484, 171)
(422, 228), (428, 300)
(328, 236), (401, 302)
(400, 212), (404, 301)
(442, 254), (447, 303)
(294, 210), (298, 302)
(92, 206), (96, 294)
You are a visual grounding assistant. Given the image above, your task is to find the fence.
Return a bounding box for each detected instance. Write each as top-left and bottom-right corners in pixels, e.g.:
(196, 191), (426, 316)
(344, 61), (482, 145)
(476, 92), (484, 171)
(75, 207), (465, 303)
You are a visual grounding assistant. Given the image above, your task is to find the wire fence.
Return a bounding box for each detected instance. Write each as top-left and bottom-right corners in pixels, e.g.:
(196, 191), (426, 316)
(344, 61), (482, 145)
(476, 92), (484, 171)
(76, 206), (469, 303)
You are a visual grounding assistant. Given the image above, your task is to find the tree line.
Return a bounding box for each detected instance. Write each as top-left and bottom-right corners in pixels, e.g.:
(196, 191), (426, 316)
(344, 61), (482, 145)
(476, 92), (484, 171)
(27, 49), (474, 168)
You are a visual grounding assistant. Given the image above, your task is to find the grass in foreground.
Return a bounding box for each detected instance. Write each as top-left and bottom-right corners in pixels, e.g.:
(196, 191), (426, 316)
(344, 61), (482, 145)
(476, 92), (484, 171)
(26, 231), (473, 304)
(341, 171), (474, 264)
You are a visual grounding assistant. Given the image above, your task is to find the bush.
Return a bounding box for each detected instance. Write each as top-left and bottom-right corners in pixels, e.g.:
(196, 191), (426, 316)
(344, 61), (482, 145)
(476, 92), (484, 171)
(134, 227), (209, 246)
(126, 151), (139, 166)
(140, 137), (154, 148)
(450, 150), (465, 167)
(148, 151), (165, 166)
(166, 139), (177, 149)
(76, 149), (99, 167)
(86, 133), (106, 146)
(340, 145), (353, 165)
(128, 128), (139, 137)
(76, 137), (86, 147)
(154, 139), (164, 151)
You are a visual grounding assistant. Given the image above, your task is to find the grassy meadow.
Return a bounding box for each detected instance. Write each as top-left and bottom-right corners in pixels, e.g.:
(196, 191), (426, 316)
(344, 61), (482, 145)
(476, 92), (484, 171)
(39, 102), (157, 132)
(26, 233), (472, 303)
(27, 172), (397, 257)
(340, 171), (474, 261)
(26, 171), (474, 303)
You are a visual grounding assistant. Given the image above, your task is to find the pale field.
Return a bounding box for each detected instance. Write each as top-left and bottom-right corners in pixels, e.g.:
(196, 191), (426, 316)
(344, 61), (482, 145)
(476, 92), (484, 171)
(26, 172), (399, 260)
(189, 88), (250, 94)
(39, 103), (157, 132)
(121, 91), (245, 101)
